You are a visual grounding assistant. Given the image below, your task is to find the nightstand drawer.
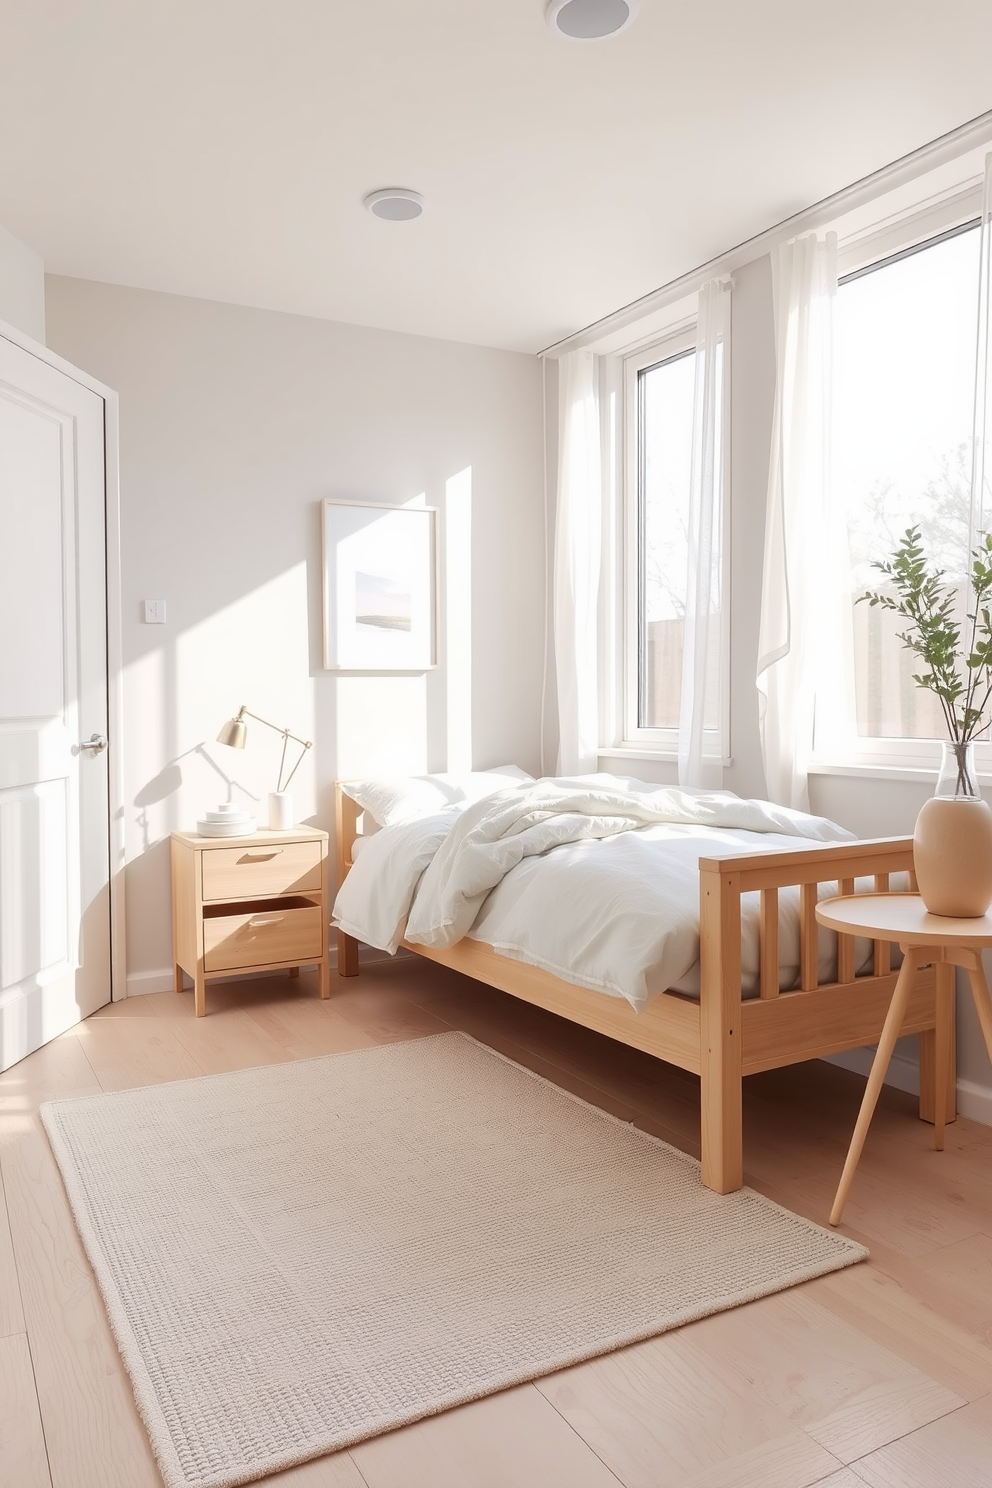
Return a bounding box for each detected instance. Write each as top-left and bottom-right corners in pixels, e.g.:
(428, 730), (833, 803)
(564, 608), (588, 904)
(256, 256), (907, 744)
(201, 840), (322, 900)
(203, 901), (323, 972)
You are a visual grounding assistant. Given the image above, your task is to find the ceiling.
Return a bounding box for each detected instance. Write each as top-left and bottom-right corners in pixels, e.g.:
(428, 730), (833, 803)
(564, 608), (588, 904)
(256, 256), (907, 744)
(2, 1), (992, 354)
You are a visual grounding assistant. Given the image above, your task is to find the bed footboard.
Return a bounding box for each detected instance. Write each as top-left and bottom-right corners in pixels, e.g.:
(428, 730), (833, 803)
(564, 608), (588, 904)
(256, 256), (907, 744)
(697, 838), (953, 1194)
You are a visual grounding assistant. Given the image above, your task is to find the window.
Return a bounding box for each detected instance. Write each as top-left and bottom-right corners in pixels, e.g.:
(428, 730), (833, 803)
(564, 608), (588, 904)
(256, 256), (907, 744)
(829, 221), (981, 751)
(619, 325), (727, 757)
(637, 347), (696, 729)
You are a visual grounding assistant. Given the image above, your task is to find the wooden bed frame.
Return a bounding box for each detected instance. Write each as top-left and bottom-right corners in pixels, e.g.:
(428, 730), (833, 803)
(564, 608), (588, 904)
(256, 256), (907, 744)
(334, 784), (955, 1195)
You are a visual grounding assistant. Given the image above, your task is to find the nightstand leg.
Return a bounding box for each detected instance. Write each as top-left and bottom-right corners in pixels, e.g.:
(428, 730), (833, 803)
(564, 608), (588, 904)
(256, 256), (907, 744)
(319, 957), (331, 1000)
(288, 966), (300, 979)
(194, 970), (207, 1018)
(831, 946), (923, 1226)
(174, 963), (184, 994)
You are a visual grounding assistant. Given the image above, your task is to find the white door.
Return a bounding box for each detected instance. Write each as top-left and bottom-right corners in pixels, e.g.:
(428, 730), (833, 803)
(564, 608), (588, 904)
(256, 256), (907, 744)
(0, 332), (111, 1071)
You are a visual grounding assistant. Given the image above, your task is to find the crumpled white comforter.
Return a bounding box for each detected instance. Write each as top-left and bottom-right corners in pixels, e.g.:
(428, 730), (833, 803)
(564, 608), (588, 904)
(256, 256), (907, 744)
(332, 776), (872, 1013)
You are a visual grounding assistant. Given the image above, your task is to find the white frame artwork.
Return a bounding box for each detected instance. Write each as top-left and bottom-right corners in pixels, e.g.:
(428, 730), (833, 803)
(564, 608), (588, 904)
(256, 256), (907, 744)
(321, 500), (438, 671)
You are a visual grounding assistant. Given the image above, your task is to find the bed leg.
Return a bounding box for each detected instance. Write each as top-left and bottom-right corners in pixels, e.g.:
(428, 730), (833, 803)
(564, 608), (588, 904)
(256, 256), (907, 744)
(919, 960), (957, 1128)
(699, 864), (744, 1194)
(337, 930), (360, 978)
(701, 1058), (743, 1194)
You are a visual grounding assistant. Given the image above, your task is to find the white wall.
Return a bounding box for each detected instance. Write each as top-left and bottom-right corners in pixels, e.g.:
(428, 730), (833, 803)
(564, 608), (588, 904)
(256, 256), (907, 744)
(45, 276), (545, 992)
(0, 221), (45, 343)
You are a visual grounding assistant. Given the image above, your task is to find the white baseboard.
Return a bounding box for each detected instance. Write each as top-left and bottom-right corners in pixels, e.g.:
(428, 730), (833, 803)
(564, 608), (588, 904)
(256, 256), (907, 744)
(124, 942), (397, 998)
(125, 969), (176, 997)
(823, 1048), (992, 1128)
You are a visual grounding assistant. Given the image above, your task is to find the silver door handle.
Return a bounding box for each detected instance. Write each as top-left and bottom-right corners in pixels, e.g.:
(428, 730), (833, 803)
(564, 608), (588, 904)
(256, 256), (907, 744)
(80, 733), (108, 753)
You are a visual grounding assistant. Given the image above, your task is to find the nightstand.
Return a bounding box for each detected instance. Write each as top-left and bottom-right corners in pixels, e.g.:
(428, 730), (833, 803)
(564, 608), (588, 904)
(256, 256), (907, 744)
(170, 825), (330, 1016)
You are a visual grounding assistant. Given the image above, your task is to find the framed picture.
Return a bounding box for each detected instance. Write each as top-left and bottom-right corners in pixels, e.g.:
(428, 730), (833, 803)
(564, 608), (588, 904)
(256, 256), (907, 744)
(321, 500), (438, 671)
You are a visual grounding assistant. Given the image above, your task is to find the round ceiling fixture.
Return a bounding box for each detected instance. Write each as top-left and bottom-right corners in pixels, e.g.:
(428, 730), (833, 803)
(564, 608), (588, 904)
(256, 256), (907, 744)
(545, 0), (639, 40)
(364, 188), (425, 221)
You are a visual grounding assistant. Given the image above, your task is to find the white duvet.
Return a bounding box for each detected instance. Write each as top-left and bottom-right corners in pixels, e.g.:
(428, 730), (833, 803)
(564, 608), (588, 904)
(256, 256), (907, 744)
(333, 776), (878, 1013)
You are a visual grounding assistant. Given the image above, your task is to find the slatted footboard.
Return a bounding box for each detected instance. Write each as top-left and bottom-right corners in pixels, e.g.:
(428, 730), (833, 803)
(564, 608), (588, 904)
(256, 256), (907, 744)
(698, 839), (951, 1192)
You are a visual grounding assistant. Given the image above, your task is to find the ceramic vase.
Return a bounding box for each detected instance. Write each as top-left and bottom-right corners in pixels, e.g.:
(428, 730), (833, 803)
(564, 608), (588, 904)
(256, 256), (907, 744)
(914, 741), (992, 917)
(268, 791), (294, 830)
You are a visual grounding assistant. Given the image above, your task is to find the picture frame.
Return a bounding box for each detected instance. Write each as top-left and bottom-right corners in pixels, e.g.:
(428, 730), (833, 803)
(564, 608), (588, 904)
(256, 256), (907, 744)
(321, 500), (438, 671)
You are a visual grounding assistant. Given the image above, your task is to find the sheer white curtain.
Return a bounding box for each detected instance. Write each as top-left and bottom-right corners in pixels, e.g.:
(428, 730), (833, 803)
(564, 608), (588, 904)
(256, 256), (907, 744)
(756, 232), (838, 810)
(971, 154), (992, 544)
(678, 280), (730, 787)
(554, 349), (602, 774)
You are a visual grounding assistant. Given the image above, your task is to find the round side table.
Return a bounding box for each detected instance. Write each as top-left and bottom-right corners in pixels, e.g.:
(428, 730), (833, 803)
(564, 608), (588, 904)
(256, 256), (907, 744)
(815, 893), (992, 1226)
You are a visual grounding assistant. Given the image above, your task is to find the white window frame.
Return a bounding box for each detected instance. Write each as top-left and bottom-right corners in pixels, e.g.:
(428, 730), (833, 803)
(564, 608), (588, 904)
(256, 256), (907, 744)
(613, 326), (731, 761)
(812, 203), (992, 779)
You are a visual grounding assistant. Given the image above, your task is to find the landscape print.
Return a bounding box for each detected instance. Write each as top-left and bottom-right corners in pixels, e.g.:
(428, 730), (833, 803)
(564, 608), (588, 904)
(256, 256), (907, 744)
(355, 570), (412, 632)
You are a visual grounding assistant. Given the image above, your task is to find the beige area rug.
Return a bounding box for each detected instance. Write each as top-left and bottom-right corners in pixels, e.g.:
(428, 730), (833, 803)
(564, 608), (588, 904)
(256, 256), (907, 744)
(42, 1031), (866, 1488)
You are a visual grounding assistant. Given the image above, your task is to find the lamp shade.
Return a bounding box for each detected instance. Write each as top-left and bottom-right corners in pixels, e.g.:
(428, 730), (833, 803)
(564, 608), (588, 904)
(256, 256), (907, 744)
(216, 716), (247, 749)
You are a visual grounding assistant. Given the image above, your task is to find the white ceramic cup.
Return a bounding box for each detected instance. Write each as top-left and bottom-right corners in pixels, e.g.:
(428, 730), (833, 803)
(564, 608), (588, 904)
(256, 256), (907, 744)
(268, 791), (294, 830)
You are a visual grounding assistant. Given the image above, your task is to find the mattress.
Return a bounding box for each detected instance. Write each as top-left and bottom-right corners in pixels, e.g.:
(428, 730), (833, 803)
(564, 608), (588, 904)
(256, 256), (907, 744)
(335, 785), (894, 1013)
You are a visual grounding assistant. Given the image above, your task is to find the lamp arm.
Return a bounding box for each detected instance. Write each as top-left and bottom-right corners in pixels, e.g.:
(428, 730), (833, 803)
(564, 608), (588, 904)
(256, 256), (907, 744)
(238, 707), (312, 752)
(280, 739), (313, 792)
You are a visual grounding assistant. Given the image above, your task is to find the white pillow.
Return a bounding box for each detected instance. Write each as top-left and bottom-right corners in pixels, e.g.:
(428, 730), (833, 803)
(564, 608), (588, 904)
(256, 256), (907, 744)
(341, 767), (534, 828)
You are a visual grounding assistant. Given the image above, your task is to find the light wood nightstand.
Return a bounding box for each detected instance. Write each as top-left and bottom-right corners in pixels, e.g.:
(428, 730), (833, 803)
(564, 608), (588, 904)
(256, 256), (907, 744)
(171, 825), (330, 1016)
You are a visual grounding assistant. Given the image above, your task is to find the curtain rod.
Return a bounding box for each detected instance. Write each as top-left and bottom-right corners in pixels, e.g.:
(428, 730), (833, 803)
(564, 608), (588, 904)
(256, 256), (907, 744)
(538, 107), (992, 360)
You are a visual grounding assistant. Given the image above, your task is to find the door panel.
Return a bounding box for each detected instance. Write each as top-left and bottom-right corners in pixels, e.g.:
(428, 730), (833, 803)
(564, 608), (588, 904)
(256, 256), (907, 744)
(0, 334), (110, 1071)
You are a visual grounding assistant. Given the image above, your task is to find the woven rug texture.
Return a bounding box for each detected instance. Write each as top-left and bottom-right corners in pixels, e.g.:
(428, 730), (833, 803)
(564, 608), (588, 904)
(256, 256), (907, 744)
(42, 1030), (867, 1488)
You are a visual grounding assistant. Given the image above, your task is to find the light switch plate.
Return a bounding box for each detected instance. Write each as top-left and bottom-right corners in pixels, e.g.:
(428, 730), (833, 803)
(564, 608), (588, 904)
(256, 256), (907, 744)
(143, 599), (167, 624)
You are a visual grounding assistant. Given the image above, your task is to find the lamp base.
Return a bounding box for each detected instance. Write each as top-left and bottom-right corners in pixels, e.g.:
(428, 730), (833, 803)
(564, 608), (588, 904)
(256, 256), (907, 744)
(268, 792), (294, 830)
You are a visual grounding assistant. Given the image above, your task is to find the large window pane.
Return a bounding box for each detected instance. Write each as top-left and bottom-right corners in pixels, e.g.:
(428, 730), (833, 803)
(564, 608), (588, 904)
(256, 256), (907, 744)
(638, 349), (695, 728)
(834, 224), (980, 739)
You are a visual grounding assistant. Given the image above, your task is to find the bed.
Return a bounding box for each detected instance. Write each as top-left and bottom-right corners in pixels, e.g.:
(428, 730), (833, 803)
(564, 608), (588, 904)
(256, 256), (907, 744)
(333, 776), (954, 1196)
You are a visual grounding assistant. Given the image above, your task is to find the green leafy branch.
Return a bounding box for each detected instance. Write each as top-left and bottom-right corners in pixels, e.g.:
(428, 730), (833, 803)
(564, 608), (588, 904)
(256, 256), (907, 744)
(860, 524), (992, 746)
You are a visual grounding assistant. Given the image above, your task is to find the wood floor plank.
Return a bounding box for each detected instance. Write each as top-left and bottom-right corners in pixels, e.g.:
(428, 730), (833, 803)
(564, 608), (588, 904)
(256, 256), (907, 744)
(0, 1114), (162, 1488)
(807, 1260), (992, 1402)
(681, 1288), (964, 1464)
(72, 1018), (205, 1091)
(850, 1393), (992, 1487)
(351, 1383), (625, 1488)
(168, 1006), (295, 1075)
(811, 1472), (868, 1488)
(260, 1448), (371, 1485)
(675, 1433), (845, 1488)
(0, 1031), (101, 1111)
(0, 1332), (51, 1488)
(536, 1331), (840, 1488)
(0, 1171), (25, 1338)
(244, 997), (379, 1060)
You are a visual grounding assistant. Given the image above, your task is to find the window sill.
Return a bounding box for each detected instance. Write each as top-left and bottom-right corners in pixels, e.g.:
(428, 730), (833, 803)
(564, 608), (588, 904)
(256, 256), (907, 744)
(599, 745), (734, 766)
(808, 759), (985, 786)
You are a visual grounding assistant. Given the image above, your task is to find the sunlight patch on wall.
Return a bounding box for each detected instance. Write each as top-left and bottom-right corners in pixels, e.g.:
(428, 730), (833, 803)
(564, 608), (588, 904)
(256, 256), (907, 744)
(335, 676), (428, 779)
(446, 467), (472, 772)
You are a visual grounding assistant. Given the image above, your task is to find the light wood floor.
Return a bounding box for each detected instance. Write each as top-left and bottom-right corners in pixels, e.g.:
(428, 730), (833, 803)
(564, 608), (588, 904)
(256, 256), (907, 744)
(3, 958), (992, 1488)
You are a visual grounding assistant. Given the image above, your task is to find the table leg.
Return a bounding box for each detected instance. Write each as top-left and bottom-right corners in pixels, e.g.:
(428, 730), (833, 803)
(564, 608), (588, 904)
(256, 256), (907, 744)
(933, 961), (955, 1152)
(830, 946), (923, 1226)
(964, 951), (992, 1071)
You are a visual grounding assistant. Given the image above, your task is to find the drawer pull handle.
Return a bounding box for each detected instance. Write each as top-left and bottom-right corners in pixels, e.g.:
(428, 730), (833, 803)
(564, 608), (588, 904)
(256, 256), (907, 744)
(238, 851), (283, 863)
(247, 915), (284, 928)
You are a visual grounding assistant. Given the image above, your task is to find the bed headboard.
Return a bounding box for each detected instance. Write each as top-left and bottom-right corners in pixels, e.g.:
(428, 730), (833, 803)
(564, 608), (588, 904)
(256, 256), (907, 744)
(334, 783), (361, 887)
